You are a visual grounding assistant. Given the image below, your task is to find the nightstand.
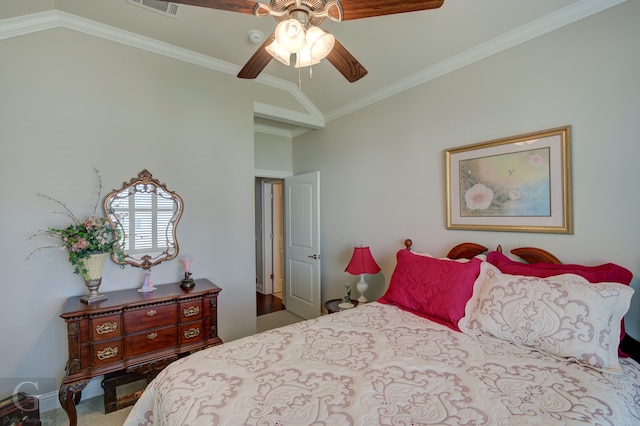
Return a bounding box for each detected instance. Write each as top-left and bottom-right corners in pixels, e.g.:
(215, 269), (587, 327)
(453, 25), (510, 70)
(324, 299), (359, 313)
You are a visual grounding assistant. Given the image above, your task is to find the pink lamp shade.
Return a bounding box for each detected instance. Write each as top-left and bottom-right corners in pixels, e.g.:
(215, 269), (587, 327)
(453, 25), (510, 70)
(345, 246), (381, 275)
(345, 245), (380, 303)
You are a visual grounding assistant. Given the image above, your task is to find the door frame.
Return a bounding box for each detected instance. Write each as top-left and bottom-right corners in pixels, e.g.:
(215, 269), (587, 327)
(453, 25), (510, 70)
(255, 170), (292, 300)
(259, 179), (283, 296)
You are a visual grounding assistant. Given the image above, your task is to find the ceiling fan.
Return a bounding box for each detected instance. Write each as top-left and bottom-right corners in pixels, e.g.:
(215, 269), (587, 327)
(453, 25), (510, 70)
(169, 0), (445, 82)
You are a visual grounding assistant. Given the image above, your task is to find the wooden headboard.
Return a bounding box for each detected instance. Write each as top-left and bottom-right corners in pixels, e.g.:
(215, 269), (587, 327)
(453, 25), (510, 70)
(403, 239), (561, 264)
(403, 239), (489, 259)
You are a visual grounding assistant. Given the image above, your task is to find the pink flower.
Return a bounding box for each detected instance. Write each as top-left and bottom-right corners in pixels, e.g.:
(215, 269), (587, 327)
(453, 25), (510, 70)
(71, 238), (89, 252)
(529, 154), (545, 166)
(465, 183), (494, 210)
(83, 216), (103, 230)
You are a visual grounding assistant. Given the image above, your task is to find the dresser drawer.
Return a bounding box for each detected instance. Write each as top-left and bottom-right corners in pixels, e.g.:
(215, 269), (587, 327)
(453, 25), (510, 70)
(93, 340), (123, 367)
(180, 300), (203, 322)
(124, 304), (177, 333)
(124, 326), (178, 357)
(90, 314), (121, 341)
(180, 322), (204, 344)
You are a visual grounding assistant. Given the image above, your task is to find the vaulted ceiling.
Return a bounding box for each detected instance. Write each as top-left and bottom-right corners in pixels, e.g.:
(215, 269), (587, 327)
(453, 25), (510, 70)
(1, 0), (626, 134)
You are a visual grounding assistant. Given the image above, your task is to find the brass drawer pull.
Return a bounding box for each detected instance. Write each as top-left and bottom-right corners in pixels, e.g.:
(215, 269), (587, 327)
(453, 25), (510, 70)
(147, 332), (158, 340)
(147, 309), (157, 317)
(97, 347), (118, 360)
(184, 328), (200, 339)
(96, 322), (117, 334)
(183, 306), (200, 317)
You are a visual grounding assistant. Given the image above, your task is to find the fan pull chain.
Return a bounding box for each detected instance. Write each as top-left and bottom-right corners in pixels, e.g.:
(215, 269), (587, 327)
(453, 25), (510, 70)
(296, 64), (315, 91)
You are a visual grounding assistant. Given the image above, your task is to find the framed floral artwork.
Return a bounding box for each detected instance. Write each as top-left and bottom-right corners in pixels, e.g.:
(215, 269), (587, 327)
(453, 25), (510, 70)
(445, 126), (572, 233)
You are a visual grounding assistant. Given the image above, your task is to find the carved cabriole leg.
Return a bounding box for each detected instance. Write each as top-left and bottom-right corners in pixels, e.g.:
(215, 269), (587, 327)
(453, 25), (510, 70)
(59, 379), (89, 426)
(60, 319), (87, 425)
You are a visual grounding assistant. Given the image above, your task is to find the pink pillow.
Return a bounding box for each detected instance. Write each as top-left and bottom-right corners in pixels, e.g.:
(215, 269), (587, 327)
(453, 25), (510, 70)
(378, 250), (483, 331)
(487, 250), (633, 356)
(486, 251), (633, 284)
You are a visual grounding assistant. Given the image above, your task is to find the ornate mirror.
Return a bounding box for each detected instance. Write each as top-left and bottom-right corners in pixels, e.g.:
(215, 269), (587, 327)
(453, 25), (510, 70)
(103, 170), (183, 270)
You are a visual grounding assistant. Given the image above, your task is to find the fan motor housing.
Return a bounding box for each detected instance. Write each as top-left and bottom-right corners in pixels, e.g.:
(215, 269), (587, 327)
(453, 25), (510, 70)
(271, 0), (332, 25)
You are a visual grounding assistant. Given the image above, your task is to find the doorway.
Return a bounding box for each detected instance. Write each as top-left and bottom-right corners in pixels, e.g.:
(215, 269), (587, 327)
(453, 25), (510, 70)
(255, 178), (285, 316)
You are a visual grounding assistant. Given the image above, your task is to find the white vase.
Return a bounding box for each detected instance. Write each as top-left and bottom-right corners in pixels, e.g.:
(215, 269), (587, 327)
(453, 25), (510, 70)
(80, 252), (109, 304)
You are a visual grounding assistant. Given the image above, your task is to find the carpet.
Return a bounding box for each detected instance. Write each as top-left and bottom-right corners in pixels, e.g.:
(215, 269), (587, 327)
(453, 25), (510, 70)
(41, 395), (133, 426)
(256, 309), (304, 332)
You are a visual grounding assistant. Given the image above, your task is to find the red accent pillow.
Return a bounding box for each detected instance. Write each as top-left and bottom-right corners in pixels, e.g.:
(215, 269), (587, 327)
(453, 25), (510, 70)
(486, 251), (633, 284)
(487, 250), (633, 356)
(378, 250), (483, 331)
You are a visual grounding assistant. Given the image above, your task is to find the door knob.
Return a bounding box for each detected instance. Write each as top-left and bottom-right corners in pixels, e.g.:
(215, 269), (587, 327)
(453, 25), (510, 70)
(308, 254), (319, 259)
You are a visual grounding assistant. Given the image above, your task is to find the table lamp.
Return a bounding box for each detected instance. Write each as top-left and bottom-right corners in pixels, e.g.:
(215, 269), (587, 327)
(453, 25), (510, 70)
(345, 243), (381, 303)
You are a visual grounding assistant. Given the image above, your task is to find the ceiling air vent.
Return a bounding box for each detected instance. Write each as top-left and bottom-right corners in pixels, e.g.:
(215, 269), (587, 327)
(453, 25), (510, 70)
(127, 0), (180, 18)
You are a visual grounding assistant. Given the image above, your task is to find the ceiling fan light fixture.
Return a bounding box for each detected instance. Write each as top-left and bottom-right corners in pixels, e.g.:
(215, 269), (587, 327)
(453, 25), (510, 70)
(294, 26), (335, 68)
(294, 45), (319, 68)
(274, 19), (306, 53)
(265, 40), (291, 66)
(307, 26), (335, 61)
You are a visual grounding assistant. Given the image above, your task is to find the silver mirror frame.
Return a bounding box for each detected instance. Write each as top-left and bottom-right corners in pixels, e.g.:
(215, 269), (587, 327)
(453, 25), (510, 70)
(103, 169), (183, 270)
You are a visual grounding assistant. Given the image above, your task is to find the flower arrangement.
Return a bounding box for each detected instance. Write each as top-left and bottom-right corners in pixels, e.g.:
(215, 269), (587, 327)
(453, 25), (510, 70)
(27, 169), (125, 281)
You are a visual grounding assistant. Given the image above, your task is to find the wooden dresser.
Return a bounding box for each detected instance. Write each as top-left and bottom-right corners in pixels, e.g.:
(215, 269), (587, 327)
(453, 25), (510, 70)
(58, 278), (222, 426)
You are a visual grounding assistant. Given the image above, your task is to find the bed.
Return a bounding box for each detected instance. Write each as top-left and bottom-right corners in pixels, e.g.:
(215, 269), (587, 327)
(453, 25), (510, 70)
(124, 241), (640, 425)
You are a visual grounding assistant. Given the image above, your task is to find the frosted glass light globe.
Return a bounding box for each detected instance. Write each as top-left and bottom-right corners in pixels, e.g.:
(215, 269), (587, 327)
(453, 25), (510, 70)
(307, 26), (335, 61)
(295, 26), (335, 68)
(266, 40), (291, 65)
(274, 19), (306, 53)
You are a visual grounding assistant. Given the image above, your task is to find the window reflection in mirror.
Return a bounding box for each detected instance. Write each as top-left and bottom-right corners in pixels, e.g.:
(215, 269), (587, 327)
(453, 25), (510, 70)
(103, 170), (183, 270)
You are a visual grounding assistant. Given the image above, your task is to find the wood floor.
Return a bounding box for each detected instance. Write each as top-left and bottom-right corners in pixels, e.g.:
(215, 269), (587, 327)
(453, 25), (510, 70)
(256, 292), (284, 316)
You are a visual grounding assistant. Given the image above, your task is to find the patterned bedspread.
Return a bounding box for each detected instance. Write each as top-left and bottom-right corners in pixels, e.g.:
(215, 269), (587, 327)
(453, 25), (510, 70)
(124, 302), (640, 425)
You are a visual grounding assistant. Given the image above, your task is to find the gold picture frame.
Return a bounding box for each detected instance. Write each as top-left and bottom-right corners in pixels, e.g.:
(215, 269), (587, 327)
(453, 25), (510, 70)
(445, 125), (572, 233)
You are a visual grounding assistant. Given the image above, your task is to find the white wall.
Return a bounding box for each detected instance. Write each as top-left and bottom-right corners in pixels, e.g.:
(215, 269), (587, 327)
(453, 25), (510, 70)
(254, 131), (293, 172)
(293, 1), (640, 336)
(0, 28), (258, 398)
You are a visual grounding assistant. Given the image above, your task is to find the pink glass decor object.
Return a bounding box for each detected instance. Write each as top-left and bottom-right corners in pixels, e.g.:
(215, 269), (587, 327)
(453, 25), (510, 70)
(182, 257), (192, 274)
(180, 256), (195, 289)
(138, 270), (156, 293)
(345, 243), (381, 303)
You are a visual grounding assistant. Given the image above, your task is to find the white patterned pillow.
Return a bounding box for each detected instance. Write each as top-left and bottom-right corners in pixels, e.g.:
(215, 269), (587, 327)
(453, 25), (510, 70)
(459, 262), (635, 373)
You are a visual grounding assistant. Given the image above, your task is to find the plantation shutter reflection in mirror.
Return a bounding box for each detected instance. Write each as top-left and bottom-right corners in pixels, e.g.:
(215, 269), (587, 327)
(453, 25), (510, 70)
(103, 170), (183, 270)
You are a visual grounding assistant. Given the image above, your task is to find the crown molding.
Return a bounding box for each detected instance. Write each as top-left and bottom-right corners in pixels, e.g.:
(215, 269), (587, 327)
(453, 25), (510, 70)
(0, 10), (322, 126)
(324, 0), (627, 123)
(1, 0), (626, 130)
(254, 123), (294, 138)
(254, 123), (312, 138)
(254, 102), (323, 128)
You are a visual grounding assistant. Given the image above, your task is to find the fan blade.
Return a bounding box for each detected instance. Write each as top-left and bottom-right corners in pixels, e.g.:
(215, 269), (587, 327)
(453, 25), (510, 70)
(237, 34), (275, 79)
(339, 0), (444, 21)
(325, 39), (367, 83)
(169, 0), (257, 15)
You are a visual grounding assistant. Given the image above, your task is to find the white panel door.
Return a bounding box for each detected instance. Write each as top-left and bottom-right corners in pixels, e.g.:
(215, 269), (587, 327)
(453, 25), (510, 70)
(284, 172), (321, 319)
